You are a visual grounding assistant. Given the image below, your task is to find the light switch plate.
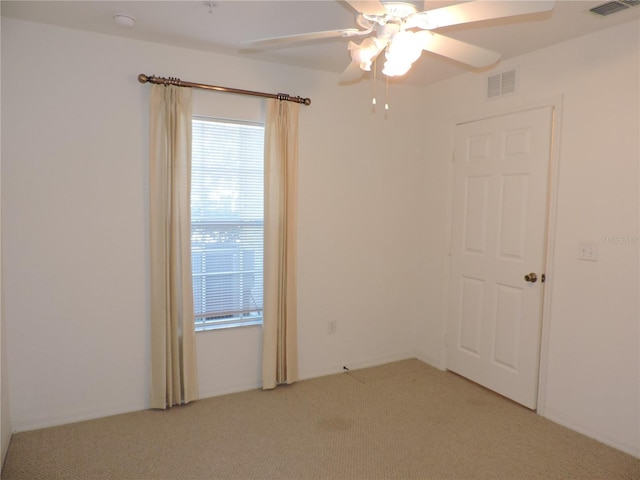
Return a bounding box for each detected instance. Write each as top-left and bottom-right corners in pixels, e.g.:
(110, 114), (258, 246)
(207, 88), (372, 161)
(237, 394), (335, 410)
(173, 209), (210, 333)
(578, 242), (598, 261)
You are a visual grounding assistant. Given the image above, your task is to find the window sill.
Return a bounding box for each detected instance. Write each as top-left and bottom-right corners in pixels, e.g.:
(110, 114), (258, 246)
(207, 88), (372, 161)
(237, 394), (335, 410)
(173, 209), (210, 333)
(195, 319), (262, 333)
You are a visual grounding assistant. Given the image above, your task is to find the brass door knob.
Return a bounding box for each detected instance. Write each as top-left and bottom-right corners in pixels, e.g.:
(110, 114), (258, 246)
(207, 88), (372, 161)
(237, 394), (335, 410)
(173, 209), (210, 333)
(524, 273), (537, 283)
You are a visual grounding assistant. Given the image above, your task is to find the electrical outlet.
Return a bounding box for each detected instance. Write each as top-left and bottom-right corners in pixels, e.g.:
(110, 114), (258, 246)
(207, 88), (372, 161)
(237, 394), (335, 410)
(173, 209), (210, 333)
(328, 320), (337, 335)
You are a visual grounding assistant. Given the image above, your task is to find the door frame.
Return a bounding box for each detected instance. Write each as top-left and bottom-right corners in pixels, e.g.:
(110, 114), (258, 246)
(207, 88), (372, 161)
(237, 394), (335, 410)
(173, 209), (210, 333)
(440, 95), (564, 415)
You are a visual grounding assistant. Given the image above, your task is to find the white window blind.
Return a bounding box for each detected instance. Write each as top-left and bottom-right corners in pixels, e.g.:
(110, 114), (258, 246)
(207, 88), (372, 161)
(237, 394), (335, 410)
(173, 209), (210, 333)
(191, 117), (264, 331)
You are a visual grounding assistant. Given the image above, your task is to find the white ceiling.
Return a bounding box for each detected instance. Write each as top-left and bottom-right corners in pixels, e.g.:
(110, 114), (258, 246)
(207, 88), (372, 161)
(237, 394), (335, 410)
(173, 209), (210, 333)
(2, 1), (639, 86)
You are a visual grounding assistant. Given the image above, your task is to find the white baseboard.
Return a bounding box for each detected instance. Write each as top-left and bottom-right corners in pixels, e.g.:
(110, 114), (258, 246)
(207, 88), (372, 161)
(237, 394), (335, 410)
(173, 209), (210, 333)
(413, 351), (446, 371)
(10, 354), (437, 434)
(299, 352), (416, 381)
(543, 406), (640, 459)
(198, 381), (262, 400)
(1, 431), (10, 468)
(13, 383), (268, 433)
(12, 401), (149, 433)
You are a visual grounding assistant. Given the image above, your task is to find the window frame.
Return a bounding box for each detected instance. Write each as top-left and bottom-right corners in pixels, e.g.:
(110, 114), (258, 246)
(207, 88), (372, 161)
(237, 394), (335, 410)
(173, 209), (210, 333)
(191, 115), (265, 332)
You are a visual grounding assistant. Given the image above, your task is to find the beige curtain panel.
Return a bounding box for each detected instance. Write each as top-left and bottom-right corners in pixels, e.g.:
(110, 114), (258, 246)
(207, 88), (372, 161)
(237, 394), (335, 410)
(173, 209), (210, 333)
(149, 84), (199, 409)
(262, 99), (300, 389)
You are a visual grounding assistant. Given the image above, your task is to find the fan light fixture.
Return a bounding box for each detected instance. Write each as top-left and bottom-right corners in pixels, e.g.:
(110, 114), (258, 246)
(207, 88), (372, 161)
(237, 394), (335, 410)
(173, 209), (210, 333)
(348, 38), (382, 71)
(350, 28), (426, 78)
(356, 2), (422, 78)
(382, 30), (424, 77)
(240, 1), (556, 84)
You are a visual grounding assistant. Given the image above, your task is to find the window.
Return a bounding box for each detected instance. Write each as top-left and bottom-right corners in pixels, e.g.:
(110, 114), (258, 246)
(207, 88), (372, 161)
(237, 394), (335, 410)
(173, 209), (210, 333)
(191, 117), (264, 331)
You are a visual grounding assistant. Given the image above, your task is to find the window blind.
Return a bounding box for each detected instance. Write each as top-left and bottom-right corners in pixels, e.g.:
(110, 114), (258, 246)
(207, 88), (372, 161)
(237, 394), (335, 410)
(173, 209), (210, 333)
(191, 117), (265, 330)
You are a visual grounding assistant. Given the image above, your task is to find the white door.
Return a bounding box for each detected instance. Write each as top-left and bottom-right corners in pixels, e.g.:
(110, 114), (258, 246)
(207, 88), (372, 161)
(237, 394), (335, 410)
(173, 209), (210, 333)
(447, 106), (553, 409)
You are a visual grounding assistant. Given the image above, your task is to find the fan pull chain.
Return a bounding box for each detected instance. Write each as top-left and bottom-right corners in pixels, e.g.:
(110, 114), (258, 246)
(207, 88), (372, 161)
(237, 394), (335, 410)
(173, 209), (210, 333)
(372, 57), (377, 107)
(385, 76), (389, 111)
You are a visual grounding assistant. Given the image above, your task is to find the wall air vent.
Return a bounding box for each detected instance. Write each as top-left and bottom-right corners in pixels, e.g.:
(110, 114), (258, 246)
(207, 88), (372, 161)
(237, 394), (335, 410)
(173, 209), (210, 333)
(487, 69), (517, 99)
(589, 0), (639, 16)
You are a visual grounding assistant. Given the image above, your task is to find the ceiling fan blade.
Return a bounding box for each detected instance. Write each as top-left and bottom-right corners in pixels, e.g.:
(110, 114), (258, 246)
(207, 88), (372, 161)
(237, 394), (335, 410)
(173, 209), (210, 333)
(345, 0), (388, 16)
(338, 61), (365, 84)
(416, 31), (500, 68)
(240, 28), (368, 50)
(408, 1), (555, 30)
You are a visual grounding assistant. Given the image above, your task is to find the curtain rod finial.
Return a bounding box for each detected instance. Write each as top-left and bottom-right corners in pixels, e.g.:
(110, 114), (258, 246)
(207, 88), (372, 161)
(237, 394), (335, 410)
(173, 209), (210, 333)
(138, 74), (149, 84)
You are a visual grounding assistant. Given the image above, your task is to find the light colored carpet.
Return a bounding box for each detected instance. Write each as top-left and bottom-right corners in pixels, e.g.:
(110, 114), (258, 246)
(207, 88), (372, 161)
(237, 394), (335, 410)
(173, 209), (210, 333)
(2, 359), (639, 479)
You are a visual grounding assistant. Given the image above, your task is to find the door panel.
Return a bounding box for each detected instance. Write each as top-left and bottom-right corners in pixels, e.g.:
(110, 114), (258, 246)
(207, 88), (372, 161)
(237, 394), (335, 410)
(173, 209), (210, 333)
(498, 174), (529, 259)
(447, 107), (553, 409)
(463, 176), (489, 254)
(459, 276), (484, 356)
(493, 283), (522, 371)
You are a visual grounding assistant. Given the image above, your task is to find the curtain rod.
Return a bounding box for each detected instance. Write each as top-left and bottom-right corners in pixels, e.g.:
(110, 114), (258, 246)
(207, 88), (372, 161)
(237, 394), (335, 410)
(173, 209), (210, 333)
(138, 74), (311, 106)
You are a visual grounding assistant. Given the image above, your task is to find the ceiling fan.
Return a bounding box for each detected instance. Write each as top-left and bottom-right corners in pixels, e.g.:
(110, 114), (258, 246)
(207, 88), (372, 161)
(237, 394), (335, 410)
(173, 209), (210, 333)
(241, 1), (556, 83)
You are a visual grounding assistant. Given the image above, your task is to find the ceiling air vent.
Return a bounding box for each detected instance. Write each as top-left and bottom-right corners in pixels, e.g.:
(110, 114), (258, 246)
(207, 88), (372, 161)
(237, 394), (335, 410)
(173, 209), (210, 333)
(590, 0), (639, 16)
